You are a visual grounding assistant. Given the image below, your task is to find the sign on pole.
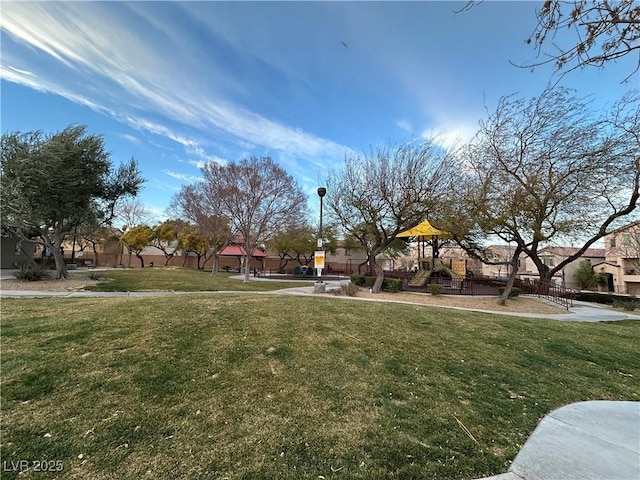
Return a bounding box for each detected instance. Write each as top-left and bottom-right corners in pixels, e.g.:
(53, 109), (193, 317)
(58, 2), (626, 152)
(314, 250), (325, 270)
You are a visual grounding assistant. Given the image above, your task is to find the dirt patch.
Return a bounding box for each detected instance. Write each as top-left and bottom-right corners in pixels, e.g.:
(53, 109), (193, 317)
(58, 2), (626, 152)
(0, 274), (571, 315)
(0, 277), (98, 291)
(353, 289), (569, 315)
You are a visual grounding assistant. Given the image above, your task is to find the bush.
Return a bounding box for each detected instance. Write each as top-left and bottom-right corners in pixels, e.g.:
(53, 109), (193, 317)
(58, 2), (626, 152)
(332, 281), (359, 297)
(497, 287), (521, 298)
(574, 292), (636, 305)
(382, 278), (403, 293)
(519, 282), (538, 294)
(349, 274), (402, 292)
(88, 271), (106, 281)
(13, 264), (49, 282)
(427, 284), (445, 296)
(613, 298), (639, 311)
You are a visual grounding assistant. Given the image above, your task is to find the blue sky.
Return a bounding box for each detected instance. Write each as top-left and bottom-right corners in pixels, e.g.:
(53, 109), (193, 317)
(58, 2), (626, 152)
(1, 1), (637, 223)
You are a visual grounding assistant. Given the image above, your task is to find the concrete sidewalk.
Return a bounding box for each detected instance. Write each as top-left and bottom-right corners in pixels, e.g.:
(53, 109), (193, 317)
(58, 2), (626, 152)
(1, 279), (639, 322)
(482, 401), (640, 480)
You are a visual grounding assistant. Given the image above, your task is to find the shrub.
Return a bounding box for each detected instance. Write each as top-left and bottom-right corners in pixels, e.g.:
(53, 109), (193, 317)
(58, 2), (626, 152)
(519, 282), (538, 294)
(364, 276), (376, 288)
(13, 264), (49, 282)
(88, 271), (105, 281)
(427, 284), (445, 296)
(350, 274), (402, 292)
(574, 292), (635, 305)
(613, 298), (639, 311)
(497, 287), (521, 298)
(332, 281), (359, 297)
(382, 278), (403, 293)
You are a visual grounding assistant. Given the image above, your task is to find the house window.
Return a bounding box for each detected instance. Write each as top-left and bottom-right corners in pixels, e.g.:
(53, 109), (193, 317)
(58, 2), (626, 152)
(610, 238), (616, 248)
(622, 234), (631, 246)
(344, 248), (352, 256)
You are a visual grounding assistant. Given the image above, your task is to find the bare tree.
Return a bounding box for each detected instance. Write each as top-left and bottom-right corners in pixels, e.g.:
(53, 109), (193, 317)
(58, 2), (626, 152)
(524, 0), (640, 80)
(437, 88), (639, 300)
(115, 198), (152, 231)
(461, 0), (640, 81)
(169, 183), (232, 275)
(201, 157), (307, 281)
(325, 140), (449, 293)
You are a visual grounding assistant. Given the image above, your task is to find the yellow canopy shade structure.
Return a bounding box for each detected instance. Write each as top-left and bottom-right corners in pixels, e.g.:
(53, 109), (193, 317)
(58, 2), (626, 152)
(398, 220), (460, 281)
(397, 220), (453, 240)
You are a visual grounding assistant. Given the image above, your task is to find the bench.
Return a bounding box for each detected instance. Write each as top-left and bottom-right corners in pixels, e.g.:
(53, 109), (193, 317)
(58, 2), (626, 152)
(84, 260), (95, 269)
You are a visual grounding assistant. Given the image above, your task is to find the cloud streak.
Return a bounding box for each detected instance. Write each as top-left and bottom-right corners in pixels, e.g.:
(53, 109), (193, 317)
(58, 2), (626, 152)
(1, 2), (353, 174)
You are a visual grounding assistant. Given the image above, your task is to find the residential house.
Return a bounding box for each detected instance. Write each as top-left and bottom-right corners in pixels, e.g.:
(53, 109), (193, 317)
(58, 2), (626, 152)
(1, 235), (36, 269)
(520, 247), (606, 289)
(594, 221), (640, 294)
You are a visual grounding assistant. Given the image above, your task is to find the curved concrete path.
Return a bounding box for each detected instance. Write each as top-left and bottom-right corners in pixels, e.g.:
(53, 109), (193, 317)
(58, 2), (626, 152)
(482, 401), (640, 480)
(1, 276), (640, 322)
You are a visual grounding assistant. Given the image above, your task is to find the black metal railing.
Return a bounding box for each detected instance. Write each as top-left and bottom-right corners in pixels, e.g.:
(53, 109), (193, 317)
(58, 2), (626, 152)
(520, 279), (575, 310)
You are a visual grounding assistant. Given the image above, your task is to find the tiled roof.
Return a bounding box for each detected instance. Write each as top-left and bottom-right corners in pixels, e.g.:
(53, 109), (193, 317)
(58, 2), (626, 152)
(539, 247), (605, 258)
(220, 245), (266, 257)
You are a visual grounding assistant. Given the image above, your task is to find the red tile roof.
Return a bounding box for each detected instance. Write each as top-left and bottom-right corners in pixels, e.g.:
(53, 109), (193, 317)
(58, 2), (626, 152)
(220, 245), (266, 257)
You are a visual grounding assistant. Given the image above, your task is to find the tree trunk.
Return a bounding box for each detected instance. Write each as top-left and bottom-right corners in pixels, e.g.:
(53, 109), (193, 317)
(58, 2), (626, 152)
(211, 253), (219, 276)
(370, 256), (384, 293)
(136, 253), (145, 268)
(51, 247), (68, 279)
(243, 255), (250, 282)
(164, 254), (173, 266)
(537, 264), (552, 295)
(497, 248), (522, 305)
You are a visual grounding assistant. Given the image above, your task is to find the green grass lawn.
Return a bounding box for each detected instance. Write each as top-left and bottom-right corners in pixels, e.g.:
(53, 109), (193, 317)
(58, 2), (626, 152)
(81, 266), (311, 292)
(1, 295), (638, 479)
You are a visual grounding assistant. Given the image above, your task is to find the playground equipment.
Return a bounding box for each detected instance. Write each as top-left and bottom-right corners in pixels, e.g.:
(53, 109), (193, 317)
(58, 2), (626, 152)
(398, 220), (463, 287)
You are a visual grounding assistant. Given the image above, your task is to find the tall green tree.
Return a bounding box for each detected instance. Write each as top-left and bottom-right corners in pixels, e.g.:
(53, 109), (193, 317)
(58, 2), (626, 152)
(574, 260), (599, 290)
(1, 125), (144, 278)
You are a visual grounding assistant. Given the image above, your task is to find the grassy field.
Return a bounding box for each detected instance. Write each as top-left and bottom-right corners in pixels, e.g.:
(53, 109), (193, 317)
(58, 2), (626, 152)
(1, 294), (638, 479)
(82, 267), (311, 292)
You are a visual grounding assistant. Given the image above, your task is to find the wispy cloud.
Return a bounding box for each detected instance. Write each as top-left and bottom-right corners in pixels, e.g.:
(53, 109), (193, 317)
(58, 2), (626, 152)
(118, 133), (141, 145)
(162, 170), (203, 183)
(1, 2), (353, 173)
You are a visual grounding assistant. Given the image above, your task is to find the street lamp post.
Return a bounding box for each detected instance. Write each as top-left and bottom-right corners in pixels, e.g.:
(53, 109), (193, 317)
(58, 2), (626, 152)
(314, 187), (327, 293)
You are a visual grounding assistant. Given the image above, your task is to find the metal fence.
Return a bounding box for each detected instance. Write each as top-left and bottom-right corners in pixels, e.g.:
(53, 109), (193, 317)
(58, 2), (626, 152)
(519, 279), (575, 310)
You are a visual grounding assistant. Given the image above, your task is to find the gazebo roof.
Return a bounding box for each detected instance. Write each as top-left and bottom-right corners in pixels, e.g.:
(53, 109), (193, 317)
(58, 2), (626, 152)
(397, 220), (452, 239)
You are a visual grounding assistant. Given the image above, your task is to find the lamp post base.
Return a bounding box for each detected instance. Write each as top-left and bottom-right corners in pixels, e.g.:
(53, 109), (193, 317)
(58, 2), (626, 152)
(313, 282), (326, 294)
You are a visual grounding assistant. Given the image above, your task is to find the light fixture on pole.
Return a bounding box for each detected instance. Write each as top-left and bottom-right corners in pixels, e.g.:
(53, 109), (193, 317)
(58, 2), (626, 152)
(317, 187), (326, 248)
(314, 187), (327, 292)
